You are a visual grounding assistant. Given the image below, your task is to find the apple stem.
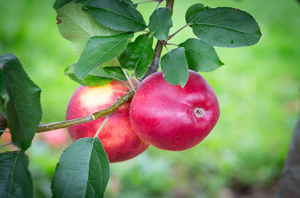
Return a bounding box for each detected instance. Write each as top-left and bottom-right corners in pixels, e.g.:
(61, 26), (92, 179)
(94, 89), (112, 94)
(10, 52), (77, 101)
(121, 68), (136, 92)
(94, 115), (110, 138)
(0, 141), (12, 149)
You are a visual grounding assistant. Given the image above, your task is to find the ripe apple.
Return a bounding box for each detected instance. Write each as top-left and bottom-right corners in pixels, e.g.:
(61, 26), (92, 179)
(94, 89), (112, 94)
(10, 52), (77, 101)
(66, 80), (149, 163)
(130, 70), (220, 151)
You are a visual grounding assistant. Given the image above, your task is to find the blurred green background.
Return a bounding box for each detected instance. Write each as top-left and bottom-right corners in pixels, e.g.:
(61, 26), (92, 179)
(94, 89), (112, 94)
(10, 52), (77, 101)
(0, 0), (299, 197)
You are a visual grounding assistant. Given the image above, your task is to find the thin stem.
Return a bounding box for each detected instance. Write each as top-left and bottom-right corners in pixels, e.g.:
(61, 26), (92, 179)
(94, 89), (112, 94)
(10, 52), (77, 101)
(118, 80), (131, 90)
(133, 0), (159, 5)
(0, 141), (12, 148)
(166, 43), (179, 47)
(94, 115), (110, 138)
(168, 23), (193, 41)
(121, 68), (136, 92)
(164, 43), (170, 53)
(37, 90), (135, 133)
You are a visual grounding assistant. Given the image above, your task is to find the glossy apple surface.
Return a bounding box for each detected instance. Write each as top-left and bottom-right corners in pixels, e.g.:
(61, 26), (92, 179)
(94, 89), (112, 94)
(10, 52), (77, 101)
(130, 70), (220, 151)
(66, 80), (149, 163)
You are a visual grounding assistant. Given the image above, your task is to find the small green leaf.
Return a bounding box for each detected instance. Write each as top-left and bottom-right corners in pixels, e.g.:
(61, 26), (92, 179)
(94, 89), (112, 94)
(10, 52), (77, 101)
(57, 3), (123, 56)
(179, 38), (224, 72)
(0, 151), (33, 198)
(51, 137), (110, 198)
(65, 65), (113, 86)
(185, 3), (209, 24)
(191, 7), (262, 47)
(85, 0), (147, 32)
(161, 47), (189, 88)
(96, 66), (127, 81)
(65, 64), (126, 86)
(119, 34), (154, 77)
(75, 33), (133, 79)
(0, 54), (42, 151)
(148, 7), (173, 40)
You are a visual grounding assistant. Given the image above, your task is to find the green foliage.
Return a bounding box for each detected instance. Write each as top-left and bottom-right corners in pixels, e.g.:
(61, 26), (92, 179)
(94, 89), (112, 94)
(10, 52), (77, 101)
(0, 54), (42, 151)
(161, 47), (189, 87)
(74, 33), (134, 79)
(179, 38), (223, 72)
(85, 0), (147, 32)
(0, 0), (270, 197)
(119, 34), (154, 77)
(189, 7), (262, 47)
(148, 7), (173, 40)
(185, 3), (208, 24)
(53, 0), (261, 87)
(65, 64), (127, 86)
(57, 3), (123, 56)
(0, 151), (33, 198)
(51, 137), (110, 198)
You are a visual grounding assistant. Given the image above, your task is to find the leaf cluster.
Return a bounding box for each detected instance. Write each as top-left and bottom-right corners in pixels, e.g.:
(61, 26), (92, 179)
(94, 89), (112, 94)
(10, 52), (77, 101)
(55, 0), (261, 87)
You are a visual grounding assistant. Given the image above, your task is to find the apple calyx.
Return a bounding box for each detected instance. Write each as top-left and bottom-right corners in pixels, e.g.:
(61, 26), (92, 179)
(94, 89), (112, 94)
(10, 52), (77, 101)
(194, 107), (205, 118)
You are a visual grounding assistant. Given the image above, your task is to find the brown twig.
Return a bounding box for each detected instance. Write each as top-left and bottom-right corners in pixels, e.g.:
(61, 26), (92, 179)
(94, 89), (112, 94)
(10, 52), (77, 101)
(36, 90), (134, 133)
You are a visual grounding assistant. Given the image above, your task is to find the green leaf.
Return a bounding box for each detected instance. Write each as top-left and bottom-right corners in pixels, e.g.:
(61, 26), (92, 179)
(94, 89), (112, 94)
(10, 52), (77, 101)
(191, 7), (262, 47)
(51, 137), (110, 198)
(65, 64), (126, 86)
(75, 33), (133, 79)
(122, 0), (137, 8)
(161, 47), (189, 88)
(65, 65), (113, 86)
(0, 54), (42, 151)
(185, 3), (209, 24)
(57, 3), (123, 56)
(119, 34), (154, 77)
(85, 0), (147, 32)
(53, 0), (91, 10)
(179, 38), (224, 72)
(148, 7), (173, 40)
(0, 151), (33, 198)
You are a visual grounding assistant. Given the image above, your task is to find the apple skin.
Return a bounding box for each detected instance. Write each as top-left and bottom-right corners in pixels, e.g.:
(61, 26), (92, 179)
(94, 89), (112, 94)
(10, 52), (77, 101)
(130, 70), (220, 151)
(66, 80), (149, 163)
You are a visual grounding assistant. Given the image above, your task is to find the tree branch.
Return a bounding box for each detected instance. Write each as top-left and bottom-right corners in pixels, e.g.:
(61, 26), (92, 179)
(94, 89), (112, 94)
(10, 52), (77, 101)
(141, 0), (175, 80)
(37, 90), (135, 133)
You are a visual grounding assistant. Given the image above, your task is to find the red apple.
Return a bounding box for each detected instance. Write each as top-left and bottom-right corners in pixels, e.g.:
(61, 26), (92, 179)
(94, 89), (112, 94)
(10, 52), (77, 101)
(130, 70), (220, 151)
(66, 80), (149, 163)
